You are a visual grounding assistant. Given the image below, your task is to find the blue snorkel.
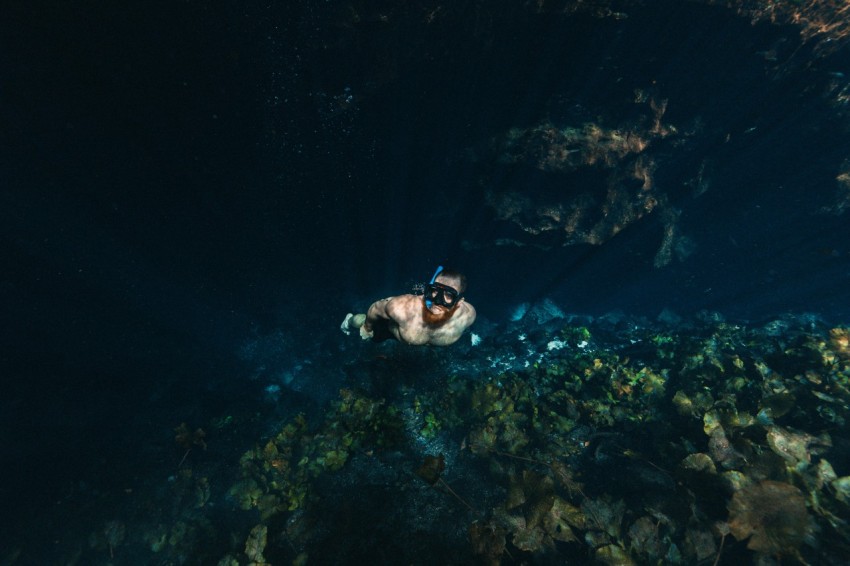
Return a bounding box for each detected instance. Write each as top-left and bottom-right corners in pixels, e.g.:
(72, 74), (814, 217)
(425, 265), (444, 309)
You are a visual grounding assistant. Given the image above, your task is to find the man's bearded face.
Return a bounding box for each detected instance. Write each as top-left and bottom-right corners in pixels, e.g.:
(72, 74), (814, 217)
(422, 301), (456, 326)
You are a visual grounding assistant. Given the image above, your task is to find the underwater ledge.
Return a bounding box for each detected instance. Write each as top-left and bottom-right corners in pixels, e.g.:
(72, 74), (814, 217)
(8, 306), (850, 566)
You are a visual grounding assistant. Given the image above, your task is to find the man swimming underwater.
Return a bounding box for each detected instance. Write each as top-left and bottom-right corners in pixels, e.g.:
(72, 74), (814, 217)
(341, 266), (476, 346)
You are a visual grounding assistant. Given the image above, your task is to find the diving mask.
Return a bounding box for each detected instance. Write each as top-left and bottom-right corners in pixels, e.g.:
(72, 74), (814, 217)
(423, 265), (462, 308)
(424, 282), (462, 309)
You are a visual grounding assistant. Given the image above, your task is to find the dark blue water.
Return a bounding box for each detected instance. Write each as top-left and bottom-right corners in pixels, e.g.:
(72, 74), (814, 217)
(2, 1), (849, 563)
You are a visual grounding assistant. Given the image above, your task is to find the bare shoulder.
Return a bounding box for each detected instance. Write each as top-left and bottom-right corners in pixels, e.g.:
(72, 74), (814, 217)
(386, 294), (420, 318)
(459, 301), (477, 326)
(367, 296), (392, 317)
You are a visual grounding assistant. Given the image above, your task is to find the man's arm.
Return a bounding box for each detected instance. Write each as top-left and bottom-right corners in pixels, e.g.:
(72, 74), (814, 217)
(365, 298), (392, 328)
(362, 297), (392, 339)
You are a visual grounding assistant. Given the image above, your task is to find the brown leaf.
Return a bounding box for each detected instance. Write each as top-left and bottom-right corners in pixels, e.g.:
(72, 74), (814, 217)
(415, 454), (445, 485)
(728, 480), (810, 555)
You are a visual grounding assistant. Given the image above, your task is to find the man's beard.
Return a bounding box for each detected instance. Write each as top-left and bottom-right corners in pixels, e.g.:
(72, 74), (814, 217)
(422, 303), (456, 326)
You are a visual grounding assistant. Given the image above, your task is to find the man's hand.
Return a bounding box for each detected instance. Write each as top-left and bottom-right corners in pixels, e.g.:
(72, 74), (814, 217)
(359, 324), (374, 341)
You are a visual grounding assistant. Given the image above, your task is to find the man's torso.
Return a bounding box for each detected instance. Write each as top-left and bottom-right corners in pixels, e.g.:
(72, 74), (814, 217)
(385, 294), (474, 346)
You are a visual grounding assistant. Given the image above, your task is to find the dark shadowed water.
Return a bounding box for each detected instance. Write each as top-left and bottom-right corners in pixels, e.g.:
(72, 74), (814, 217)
(2, 1), (849, 564)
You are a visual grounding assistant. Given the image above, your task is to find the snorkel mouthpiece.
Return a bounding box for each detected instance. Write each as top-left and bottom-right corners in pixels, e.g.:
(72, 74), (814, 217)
(425, 265), (444, 308)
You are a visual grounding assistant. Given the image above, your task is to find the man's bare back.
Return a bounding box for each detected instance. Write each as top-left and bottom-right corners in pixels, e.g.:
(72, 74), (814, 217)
(341, 267), (476, 347)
